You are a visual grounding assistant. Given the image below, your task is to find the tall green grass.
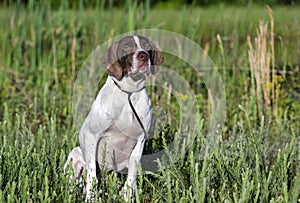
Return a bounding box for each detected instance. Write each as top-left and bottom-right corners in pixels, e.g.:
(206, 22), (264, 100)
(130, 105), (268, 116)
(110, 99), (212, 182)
(0, 1), (299, 202)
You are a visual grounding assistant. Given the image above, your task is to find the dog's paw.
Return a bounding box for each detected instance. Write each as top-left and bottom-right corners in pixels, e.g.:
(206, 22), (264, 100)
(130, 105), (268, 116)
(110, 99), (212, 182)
(85, 190), (99, 203)
(121, 181), (136, 202)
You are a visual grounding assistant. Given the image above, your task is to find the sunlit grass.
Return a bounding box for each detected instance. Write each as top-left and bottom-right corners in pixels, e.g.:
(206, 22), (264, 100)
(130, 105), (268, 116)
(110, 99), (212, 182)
(0, 2), (299, 202)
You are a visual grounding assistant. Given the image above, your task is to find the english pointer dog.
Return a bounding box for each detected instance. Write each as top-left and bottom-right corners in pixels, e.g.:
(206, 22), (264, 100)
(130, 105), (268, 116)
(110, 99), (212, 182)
(64, 35), (163, 201)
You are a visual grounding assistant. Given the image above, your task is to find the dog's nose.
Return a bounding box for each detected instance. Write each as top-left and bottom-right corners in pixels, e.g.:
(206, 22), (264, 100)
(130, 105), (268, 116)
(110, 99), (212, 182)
(137, 51), (149, 62)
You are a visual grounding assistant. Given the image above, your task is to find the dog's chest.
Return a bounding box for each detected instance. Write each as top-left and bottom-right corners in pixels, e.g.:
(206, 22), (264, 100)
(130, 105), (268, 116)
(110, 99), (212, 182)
(97, 78), (152, 138)
(112, 92), (151, 137)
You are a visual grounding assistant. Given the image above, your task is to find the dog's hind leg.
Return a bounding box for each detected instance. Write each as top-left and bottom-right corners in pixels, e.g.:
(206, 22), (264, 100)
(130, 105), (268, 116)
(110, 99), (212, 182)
(64, 147), (86, 190)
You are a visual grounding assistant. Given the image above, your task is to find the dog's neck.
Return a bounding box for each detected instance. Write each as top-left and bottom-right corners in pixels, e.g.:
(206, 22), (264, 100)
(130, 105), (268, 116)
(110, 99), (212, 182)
(109, 74), (146, 93)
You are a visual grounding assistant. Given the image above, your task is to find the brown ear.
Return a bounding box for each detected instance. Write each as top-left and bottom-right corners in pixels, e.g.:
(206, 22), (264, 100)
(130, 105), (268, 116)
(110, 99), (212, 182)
(150, 47), (164, 75)
(103, 41), (123, 80)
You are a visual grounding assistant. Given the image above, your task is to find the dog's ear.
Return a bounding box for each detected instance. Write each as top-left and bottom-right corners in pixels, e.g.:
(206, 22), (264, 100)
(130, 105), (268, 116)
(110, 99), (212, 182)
(149, 43), (164, 75)
(104, 41), (123, 80)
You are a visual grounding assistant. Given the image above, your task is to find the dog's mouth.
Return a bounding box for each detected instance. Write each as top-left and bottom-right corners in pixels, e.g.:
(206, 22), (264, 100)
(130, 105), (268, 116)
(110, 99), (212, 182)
(128, 64), (149, 80)
(138, 61), (150, 71)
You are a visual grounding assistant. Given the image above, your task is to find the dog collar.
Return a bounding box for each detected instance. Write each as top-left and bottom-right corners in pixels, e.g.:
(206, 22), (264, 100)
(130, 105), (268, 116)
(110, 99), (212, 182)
(111, 78), (148, 138)
(111, 78), (145, 95)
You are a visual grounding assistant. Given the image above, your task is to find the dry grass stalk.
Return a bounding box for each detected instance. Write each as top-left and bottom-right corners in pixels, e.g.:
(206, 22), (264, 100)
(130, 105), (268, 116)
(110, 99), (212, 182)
(247, 7), (278, 120)
(267, 6), (276, 117)
(247, 20), (272, 119)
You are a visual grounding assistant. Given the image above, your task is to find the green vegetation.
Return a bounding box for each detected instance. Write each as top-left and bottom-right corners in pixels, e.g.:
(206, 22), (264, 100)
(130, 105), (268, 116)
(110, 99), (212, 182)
(0, 1), (299, 202)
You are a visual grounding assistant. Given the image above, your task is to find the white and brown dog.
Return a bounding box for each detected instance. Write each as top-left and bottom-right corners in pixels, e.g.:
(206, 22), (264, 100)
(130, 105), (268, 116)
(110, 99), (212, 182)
(64, 35), (163, 201)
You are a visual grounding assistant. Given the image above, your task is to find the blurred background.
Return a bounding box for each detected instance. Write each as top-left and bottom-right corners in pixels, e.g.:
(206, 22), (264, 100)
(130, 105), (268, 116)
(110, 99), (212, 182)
(1, 0), (297, 8)
(0, 0), (299, 202)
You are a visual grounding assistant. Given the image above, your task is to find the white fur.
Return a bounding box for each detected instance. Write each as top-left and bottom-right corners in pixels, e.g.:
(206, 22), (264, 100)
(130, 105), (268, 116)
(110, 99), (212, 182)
(65, 36), (152, 202)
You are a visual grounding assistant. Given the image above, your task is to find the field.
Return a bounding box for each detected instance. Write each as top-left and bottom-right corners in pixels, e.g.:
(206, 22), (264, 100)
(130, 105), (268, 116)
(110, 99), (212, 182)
(0, 1), (300, 202)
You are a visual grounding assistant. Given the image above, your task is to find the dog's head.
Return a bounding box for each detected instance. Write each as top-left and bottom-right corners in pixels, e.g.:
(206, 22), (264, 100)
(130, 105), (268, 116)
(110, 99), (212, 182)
(104, 35), (164, 80)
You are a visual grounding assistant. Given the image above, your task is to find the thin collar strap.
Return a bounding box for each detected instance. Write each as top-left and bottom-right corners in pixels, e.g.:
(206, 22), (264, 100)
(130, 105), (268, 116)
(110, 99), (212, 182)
(112, 78), (147, 137)
(111, 78), (145, 95)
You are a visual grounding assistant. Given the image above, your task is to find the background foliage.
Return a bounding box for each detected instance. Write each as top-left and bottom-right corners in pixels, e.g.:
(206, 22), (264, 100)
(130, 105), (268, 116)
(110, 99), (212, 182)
(0, 0), (298, 9)
(0, 0), (299, 202)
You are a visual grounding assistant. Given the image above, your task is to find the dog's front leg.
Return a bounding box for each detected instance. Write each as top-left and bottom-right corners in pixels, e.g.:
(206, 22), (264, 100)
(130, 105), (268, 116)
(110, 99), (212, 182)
(84, 135), (98, 202)
(124, 135), (145, 201)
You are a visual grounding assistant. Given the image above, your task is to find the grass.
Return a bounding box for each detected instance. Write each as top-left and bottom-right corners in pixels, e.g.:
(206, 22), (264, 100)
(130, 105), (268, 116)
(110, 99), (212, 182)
(0, 1), (300, 202)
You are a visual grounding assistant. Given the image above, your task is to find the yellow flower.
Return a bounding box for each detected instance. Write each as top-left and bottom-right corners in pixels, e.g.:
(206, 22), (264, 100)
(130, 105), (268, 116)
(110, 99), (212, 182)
(1, 89), (6, 97)
(76, 85), (84, 92)
(176, 93), (187, 101)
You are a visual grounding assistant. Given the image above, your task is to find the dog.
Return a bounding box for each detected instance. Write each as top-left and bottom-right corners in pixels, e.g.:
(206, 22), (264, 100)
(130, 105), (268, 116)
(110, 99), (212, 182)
(64, 35), (163, 201)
